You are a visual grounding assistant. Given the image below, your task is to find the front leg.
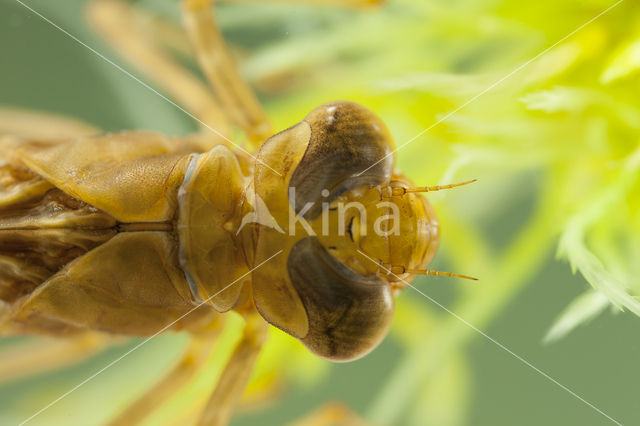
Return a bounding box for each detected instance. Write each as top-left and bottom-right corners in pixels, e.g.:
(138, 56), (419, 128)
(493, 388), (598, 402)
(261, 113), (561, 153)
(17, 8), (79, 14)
(182, 0), (273, 148)
(108, 316), (225, 426)
(197, 310), (269, 426)
(87, 0), (231, 144)
(180, 0), (386, 149)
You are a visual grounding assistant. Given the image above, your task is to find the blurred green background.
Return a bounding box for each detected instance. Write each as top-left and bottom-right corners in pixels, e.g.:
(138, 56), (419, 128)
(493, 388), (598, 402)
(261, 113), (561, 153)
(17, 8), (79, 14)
(1, 0), (639, 425)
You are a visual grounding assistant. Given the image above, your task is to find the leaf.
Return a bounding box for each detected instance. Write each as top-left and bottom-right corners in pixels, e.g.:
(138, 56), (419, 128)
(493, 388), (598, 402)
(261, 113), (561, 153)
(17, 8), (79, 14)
(556, 146), (640, 322)
(558, 227), (640, 317)
(408, 352), (470, 426)
(520, 86), (589, 113)
(543, 290), (609, 344)
(601, 37), (640, 84)
(375, 71), (493, 97)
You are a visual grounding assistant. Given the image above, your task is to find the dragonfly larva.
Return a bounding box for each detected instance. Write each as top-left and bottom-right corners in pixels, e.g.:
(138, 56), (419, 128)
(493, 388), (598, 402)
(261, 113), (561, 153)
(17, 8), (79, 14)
(0, 0), (474, 425)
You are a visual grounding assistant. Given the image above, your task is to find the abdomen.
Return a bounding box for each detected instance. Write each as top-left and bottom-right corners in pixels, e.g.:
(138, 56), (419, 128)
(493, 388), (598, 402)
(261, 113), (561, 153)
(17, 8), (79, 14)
(0, 133), (224, 337)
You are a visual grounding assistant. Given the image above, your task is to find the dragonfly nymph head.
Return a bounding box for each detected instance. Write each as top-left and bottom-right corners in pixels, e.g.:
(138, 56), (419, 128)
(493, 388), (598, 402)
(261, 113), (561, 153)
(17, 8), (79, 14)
(245, 101), (472, 362)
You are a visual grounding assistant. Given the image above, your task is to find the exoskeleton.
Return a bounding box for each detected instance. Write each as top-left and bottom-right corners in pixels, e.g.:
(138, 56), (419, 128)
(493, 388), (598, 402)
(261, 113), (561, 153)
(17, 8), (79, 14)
(0, 0), (472, 424)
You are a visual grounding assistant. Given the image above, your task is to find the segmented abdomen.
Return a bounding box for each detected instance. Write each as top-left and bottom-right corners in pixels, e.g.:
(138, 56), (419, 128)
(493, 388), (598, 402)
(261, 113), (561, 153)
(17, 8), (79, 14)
(0, 159), (117, 304)
(0, 133), (219, 337)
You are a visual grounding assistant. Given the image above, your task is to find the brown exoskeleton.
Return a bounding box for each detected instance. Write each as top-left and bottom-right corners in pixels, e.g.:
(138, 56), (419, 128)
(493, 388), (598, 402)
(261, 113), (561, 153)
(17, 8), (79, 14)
(0, 0), (475, 424)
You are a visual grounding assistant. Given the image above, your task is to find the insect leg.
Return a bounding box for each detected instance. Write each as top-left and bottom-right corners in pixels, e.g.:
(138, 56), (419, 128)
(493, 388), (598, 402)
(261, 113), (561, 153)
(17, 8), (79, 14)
(287, 402), (369, 426)
(87, 0), (232, 144)
(221, 0), (383, 6)
(0, 106), (98, 139)
(0, 332), (111, 385)
(182, 0), (273, 149)
(107, 316), (225, 426)
(197, 311), (268, 426)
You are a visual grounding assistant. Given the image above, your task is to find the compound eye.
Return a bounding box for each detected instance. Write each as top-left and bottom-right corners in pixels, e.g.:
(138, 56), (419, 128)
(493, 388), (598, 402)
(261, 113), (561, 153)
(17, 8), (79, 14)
(287, 237), (394, 362)
(288, 101), (395, 220)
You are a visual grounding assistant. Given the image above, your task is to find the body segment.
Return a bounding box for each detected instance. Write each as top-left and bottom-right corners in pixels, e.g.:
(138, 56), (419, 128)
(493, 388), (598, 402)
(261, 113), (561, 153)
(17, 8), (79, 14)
(0, 1), (461, 425)
(0, 132), (245, 336)
(0, 102), (443, 361)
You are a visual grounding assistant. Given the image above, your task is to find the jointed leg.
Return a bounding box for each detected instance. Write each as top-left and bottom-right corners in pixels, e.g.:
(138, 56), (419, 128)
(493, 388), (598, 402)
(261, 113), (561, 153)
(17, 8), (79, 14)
(87, 0), (231, 143)
(197, 311), (268, 426)
(182, 0), (273, 147)
(108, 317), (225, 426)
(180, 0), (385, 148)
(0, 332), (110, 385)
(219, 0), (383, 6)
(287, 402), (370, 426)
(0, 106), (98, 139)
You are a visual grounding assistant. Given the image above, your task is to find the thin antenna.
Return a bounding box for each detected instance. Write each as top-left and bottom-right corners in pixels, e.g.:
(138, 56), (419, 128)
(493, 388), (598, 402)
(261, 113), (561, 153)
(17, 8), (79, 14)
(385, 179), (477, 197)
(405, 268), (478, 281)
(383, 264), (478, 281)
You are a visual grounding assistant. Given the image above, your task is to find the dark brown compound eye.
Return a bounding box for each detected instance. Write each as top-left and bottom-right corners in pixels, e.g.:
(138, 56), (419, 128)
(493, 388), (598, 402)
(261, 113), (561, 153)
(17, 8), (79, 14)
(288, 101), (395, 219)
(287, 237), (394, 362)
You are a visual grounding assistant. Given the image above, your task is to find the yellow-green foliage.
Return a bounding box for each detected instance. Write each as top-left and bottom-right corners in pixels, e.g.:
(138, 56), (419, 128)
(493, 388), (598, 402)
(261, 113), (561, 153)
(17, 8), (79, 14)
(240, 0), (640, 339)
(232, 0), (639, 423)
(1, 1), (638, 424)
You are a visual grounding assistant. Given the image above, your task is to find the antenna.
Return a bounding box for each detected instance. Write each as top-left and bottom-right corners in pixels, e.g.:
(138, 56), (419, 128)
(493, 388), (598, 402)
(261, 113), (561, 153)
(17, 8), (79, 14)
(382, 264), (478, 281)
(404, 268), (478, 281)
(384, 179), (477, 197)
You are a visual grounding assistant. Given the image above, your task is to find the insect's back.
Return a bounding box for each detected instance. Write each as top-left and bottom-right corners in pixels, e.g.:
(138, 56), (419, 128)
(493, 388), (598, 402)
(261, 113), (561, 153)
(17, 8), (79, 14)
(0, 133), (219, 337)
